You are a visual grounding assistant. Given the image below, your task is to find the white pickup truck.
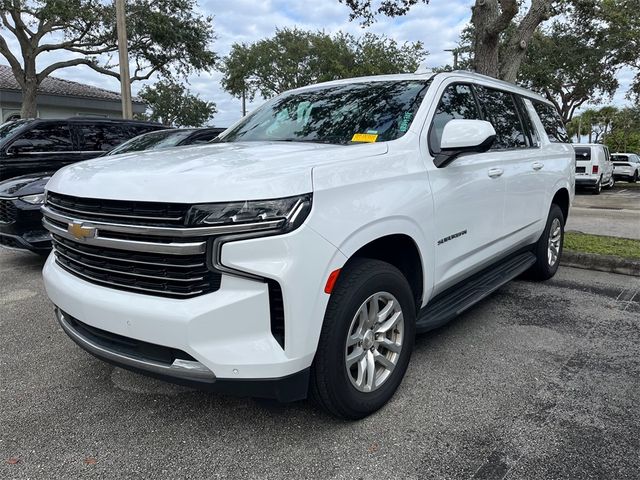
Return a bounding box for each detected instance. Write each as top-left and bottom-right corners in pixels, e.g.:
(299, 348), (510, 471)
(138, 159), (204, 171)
(42, 71), (574, 419)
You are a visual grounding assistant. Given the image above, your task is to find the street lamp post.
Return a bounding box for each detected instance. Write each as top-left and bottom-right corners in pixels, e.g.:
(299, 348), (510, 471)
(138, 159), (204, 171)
(115, 0), (133, 119)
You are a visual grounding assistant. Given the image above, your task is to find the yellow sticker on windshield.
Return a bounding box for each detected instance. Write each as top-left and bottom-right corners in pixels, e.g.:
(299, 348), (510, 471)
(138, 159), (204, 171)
(352, 133), (378, 143)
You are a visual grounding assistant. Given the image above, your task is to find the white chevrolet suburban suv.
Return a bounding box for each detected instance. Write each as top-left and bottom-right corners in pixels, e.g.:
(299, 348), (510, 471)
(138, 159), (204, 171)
(42, 72), (574, 419)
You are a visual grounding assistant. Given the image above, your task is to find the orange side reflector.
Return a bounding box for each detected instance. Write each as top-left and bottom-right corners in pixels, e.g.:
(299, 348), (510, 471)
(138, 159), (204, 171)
(324, 268), (341, 294)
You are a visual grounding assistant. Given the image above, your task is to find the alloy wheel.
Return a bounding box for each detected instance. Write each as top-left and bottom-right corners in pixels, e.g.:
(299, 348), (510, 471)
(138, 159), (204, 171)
(547, 218), (562, 267)
(345, 292), (404, 393)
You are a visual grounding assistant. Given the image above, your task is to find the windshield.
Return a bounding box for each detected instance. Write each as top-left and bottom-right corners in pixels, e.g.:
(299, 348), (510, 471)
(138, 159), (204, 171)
(219, 80), (431, 145)
(0, 119), (32, 142)
(612, 155), (628, 162)
(106, 129), (194, 156)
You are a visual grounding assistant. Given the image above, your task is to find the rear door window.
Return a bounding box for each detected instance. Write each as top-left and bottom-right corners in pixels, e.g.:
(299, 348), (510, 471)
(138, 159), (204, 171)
(79, 124), (128, 151)
(429, 83), (481, 152)
(574, 147), (591, 161)
(532, 101), (570, 143)
(16, 122), (73, 152)
(474, 86), (528, 150)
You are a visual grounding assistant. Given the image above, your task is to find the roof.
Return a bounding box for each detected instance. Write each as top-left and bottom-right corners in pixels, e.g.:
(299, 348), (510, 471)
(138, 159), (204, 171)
(289, 70), (552, 106)
(0, 64), (143, 104)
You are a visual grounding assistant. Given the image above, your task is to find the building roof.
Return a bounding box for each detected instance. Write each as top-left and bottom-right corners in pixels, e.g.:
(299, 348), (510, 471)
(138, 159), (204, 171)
(0, 64), (143, 104)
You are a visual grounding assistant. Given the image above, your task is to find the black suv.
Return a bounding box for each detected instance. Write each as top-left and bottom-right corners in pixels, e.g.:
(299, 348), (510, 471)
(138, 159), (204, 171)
(0, 117), (167, 180)
(0, 117), (167, 252)
(0, 126), (224, 253)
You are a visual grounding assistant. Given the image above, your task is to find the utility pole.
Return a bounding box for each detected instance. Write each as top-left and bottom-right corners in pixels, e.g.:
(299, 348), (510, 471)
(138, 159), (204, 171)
(444, 48), (459, 69)
(115, 0), (133, 119)
(577, 116), (582, 143)
(241, 87), (246, 117)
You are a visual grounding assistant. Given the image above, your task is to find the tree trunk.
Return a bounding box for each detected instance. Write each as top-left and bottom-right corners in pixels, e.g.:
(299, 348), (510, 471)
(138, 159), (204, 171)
(20, 79), (38, 118)
(19, 57), (39, 118)
(470, 0), (551, 83)
(471, 0), (502, 78)
(499, 0), (552, 82)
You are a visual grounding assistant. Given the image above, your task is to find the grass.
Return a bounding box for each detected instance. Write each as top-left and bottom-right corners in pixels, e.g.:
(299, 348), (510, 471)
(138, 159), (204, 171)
(564, 232), (640, 260)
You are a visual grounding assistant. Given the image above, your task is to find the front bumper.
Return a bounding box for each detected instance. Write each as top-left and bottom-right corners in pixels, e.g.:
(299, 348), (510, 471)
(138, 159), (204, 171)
(43, 225), (346, 398)
(0, 197), (50, 253)
(55, 308), (310, 401)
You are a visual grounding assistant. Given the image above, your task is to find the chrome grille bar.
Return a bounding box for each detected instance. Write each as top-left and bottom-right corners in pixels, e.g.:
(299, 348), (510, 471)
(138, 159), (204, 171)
(51, 236), (205, 269)
(54, 249), (206, 283)
(43, 218), (207, 255)
(55, 259), (205, 297)
(42, 205), (284, 237)
(47, 197), (185, 222)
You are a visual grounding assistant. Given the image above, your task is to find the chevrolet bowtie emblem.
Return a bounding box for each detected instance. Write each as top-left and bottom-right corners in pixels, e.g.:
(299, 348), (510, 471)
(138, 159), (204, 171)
(67, 221), (96, 240)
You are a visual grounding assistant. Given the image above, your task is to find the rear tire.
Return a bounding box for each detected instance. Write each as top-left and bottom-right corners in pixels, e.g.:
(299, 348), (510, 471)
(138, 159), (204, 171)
(310, 258), (416, 420)
(605, 176), (615, 189)
(632, 172), (638, 183)
(592, 177), (602, 195)
(528, 204), (565, 281)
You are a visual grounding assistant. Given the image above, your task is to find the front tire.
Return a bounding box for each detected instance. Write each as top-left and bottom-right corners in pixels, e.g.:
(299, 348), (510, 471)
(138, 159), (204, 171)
(632, 172), (638, 183)
(310, 258), (416, 420)
(528, 204), (565, 281)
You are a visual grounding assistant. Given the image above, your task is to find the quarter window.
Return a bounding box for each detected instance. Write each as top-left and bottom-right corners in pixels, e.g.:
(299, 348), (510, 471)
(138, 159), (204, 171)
(18, 122), (73, 152)
(532, 101), (570, 143)
(429, 84), (480, 152)
(475, 86), (527, 149)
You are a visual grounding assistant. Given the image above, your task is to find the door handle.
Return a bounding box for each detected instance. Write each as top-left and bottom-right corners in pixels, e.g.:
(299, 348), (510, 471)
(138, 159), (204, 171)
(487, 167), (504, 178)
(532, 162), (544, 171)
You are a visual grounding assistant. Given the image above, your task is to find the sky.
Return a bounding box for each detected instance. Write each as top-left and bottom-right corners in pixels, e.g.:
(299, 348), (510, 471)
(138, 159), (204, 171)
(0, 0), (635, 126)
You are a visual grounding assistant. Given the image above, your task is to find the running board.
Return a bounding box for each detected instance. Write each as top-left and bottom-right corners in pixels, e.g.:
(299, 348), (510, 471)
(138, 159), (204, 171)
(416, 252), (536, 333)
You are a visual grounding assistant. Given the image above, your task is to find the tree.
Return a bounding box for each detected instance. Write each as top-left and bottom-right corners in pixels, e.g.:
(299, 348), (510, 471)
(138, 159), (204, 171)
(0, 0), (216, 118)
(570, 0), (640, 101)
(339, 0), (557, 82)
(518, 22), (619, 122)
(604, 107), (640, 153)
(137, 79), (216, 127)
(221, 28), (426, 101)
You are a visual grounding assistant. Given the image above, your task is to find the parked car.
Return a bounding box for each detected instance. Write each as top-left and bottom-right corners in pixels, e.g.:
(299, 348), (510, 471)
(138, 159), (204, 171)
(0, 127), (224, 253)
(611, 152), (640, 183)
(0, 117), (167, 181)
(106, 127), (225, 156)
(41, 72), (574, 419)
(573, 143), (615, 194)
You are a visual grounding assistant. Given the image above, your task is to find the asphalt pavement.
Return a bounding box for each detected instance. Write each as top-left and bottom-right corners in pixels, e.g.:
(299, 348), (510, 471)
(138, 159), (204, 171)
(1, 248), (639, 479)
(567, 183), (640, 239)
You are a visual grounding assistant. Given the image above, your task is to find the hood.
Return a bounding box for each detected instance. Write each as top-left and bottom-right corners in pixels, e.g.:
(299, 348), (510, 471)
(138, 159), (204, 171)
(46, 141), (388, 203)
(0, 172), (52, 198)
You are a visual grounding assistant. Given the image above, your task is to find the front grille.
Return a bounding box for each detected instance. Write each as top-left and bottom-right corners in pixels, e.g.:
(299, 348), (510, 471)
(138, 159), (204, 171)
(44, 193), (222, 299)
(0, 199), (17, 224)
(51, 234), (220, 298)
(575, 166), (586, 173)
(47, 192), (189, 226)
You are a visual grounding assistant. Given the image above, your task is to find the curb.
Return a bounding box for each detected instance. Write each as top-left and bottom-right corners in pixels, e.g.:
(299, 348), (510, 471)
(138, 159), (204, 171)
(561, 250), (640, 277)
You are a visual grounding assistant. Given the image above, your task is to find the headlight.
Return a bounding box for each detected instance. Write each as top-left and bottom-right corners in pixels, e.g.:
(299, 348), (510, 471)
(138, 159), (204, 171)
(20, 193), (46, 205)
(186, 194), (312, 233)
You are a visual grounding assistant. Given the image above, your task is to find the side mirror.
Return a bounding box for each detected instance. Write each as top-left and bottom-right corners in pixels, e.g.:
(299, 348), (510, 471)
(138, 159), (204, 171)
(7, 138), (35, 155)
(434, 119), (496, 168)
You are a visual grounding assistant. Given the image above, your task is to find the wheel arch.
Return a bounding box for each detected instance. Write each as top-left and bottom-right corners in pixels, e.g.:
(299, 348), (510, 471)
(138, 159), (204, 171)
(341, 233), (425, 311)
(551, 187), (570, 223)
